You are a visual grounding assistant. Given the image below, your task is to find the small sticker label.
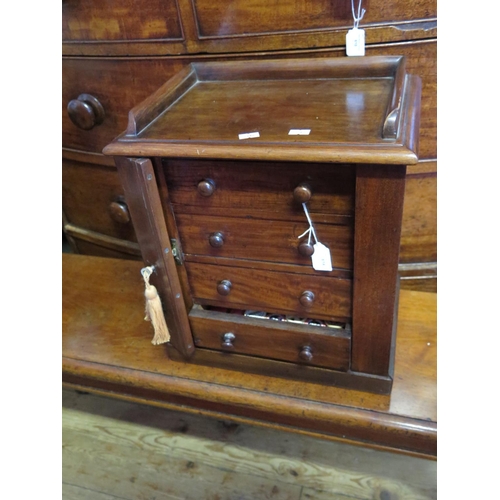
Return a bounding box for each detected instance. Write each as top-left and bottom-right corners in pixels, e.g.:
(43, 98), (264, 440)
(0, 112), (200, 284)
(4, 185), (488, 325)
(289, 129), (311, 136)
(238, 132), (260, 140)
(312, 242), (333, 271)
(346, 28), (365, 57)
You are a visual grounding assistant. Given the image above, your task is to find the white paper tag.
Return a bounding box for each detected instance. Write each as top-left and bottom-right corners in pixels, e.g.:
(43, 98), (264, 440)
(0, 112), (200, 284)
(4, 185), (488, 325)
(288, 129), (311, 136)
(238, 132), (260, 140)
(312, 242), (333, 271)
(346, 28), (365, 56)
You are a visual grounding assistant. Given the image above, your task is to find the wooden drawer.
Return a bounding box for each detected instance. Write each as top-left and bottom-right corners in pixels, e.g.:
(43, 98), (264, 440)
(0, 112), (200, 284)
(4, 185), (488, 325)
(176, 213), (353, 270)
(193, 0), (436, 39)
(185, 262), (352, 321)
(164, 159), (355, 218)
(189, 305), (351, 371)
(62, 58), (187, 153)
(62, 0), (183, 43)
(62, 158), (137, 242)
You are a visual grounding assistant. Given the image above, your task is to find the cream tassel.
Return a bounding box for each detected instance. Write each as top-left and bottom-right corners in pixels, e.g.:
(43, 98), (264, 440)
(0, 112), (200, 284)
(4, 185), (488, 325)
(141, 266), (170, 345)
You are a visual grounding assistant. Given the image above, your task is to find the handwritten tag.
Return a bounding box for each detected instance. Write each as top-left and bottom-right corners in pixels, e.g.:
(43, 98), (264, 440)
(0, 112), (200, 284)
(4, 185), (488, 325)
(238, 132), (260, 140)
(312, 243), (333, 272)
(346, 28), (365, 56)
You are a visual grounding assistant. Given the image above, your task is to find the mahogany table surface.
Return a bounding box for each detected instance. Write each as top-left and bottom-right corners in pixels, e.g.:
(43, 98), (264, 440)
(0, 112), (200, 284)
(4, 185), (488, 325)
(62, 253), (437, 458)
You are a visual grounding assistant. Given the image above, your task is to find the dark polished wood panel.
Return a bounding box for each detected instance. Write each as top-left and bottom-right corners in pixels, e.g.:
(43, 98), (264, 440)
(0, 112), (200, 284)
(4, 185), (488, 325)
(352, 165), (406, 375)
(139, 78), (394, 144)
(193, 0), (436, 38)
(164, 159), (355, 217)
(62, 254), (436, 457)
(114, 157), (194, 357)
(189, 306), (351, 371)
(62, 159), (137, 242)
(62, 0), (183, 42)
(185, 262), (352, 321)
(176, 213), (354, 270)
(401, 168), (437, 263)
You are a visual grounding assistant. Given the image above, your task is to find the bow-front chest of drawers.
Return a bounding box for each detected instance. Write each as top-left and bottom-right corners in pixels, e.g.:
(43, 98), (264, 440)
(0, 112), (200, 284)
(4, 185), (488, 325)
(104, 56), (421, 394)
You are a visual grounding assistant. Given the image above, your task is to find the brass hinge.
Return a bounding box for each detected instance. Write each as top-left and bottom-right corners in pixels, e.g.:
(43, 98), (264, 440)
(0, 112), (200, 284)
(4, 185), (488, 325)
(170, 239), (183, 266)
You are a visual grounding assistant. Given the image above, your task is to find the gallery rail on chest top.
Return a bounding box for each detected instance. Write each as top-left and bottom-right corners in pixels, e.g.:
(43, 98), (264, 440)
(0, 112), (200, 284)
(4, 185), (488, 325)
(103, 56), (421, 394)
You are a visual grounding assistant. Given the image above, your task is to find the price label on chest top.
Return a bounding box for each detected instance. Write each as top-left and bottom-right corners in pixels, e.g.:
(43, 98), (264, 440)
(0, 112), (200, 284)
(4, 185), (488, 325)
(312, 243), (333, 271)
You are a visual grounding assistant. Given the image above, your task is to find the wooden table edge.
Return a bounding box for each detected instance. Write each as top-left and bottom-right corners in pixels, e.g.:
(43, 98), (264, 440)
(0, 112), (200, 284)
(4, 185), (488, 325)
(62, 355), (437, 459)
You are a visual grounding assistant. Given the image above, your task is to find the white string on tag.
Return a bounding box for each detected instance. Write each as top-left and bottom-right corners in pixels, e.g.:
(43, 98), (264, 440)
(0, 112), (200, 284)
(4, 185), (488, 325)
(297, 203), (333, 271)
(297, 202), (318, 246)
(347, 0), (366, 56)
(351, 0), (365, 28)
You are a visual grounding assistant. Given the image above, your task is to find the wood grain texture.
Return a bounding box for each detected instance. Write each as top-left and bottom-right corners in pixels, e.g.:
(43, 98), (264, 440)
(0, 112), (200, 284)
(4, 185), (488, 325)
(192, 0), (436, 38)
(62, 159), (137, 242)
(104, 57), (420, 164)
(114, 157), (194, 356)
(62, 0), (435, 56)
(189, 306), (351, 370)
(62, 389), (436, 499)
(401, 170), (437, 262)
(62, 0), (184, 42)
(62, 254), (436, 457)
(351, 165), (407, 376)
(175, 213), (354, 270)
(164, 159), (355, 217)
(185, 262), (352, 321)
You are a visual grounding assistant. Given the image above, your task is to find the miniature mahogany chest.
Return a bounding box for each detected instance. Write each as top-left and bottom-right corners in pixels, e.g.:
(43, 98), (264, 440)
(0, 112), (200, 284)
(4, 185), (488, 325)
(104, 56), (421, 394)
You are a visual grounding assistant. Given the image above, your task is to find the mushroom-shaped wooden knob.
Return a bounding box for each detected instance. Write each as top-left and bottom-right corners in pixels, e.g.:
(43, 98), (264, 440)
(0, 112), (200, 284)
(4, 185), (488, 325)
(197, 179), (216, 197)
(293, 183), (312, 203)
(299, 346), (313, 362)
(108, 201), (130, 224)
(221, 332), (236, 348)
(217, 280), (232, 296)
(67, 93), (105, 130)
(298, 241), (315, 257)
(209, 232), (225, 248)
(299, 290), (315, 307)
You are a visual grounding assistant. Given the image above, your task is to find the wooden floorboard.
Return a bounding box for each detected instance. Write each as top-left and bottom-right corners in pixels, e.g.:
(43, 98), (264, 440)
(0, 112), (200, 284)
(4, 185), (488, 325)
(62, 389), (436, 500)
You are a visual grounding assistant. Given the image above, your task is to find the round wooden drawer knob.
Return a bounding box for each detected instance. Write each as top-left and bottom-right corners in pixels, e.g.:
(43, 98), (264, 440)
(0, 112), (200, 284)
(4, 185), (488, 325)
(108, 201), (130, 224)
(197, 179), (216, 197)
(217, 280), (232, 296)
(293, 183), (312, 203)
(67, 93), (105, 131)
(299, 290), (315, 307)
(298, 241), (315, 257)
(299, 346), (313, 362)
(209, 232), (225, 248)
(221, 332), (236, 348)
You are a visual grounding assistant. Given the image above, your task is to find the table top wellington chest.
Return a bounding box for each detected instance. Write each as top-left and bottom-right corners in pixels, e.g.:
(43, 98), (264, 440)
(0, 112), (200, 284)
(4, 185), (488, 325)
(103, 55), (421, 394)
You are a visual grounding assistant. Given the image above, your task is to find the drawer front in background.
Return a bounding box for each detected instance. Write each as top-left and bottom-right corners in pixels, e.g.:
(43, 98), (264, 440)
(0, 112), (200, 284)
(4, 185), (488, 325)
(193, 0), (436, 39)
(62, 158), (137, 242)
(164, 160), (355, 217)
(176, 213), (354, 270)
(62, 0), (183, 42)
(62, 58), (187, 153)
(185, 262), (352, 321)
(189, 307), (351, 371)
